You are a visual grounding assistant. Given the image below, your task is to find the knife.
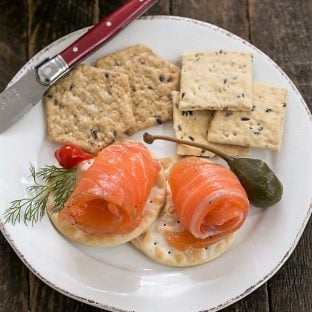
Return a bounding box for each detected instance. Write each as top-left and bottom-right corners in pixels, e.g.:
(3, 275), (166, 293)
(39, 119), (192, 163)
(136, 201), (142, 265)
(0, 0), (158, 134)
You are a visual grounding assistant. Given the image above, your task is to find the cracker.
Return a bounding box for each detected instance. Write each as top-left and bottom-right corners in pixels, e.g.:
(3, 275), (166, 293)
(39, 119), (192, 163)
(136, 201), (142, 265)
(45, 64), (135, 154)
(131, 157), (236, 267)
(179, 51), (253, 111)
(47, 162), (166, 247)
(207, 83), (288, 151)
(172, 91), (250, 157)
(95, 45), (180, 134)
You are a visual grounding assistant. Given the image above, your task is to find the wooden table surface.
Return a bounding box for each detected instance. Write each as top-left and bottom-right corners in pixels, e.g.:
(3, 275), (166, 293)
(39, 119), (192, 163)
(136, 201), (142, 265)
(0, 1), (311, 311)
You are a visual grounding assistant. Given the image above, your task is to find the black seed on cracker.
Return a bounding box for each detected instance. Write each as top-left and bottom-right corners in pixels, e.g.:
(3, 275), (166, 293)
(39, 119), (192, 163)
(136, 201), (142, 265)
(91, 128), (98, 139)
(181, 92), (185, 99)
(105, 72), (109, 79)
(223, 78), (227, 84)
(189, 136), (194, 141)
(265, 108), (272, 112)
(159, 74), (165, 82)
(241, 117), (250, 121)
(156, 118), (163, 125)
(178, 125), (182, 131)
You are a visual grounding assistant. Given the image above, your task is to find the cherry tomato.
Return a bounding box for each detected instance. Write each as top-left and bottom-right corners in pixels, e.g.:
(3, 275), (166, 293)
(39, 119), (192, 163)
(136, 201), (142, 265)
(55, 144), (94, 169)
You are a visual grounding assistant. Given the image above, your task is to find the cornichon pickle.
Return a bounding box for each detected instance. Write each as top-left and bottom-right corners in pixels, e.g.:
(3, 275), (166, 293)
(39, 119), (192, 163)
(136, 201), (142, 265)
(143, 133), (283, 208)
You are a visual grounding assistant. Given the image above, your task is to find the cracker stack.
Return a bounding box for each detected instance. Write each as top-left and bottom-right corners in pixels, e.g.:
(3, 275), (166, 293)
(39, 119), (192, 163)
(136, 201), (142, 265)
(96, 45), (180, 134)
(173, 50), (288, 156)
(172, 91), (250, 157)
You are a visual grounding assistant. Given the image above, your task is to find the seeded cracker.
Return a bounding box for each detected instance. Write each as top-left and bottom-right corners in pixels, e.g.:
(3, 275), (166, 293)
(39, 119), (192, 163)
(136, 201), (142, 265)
(172, 92), (250, 157)
(179, 51), (253, 111)
(95, 45), (180, 134)
(207, 83), (288, 151)
(131, 157), (236, 267)
(45, 64), (135, 154)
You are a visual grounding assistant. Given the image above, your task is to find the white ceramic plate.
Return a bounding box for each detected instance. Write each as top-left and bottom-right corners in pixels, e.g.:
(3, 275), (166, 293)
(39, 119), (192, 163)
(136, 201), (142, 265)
(0, 16), (311, 312)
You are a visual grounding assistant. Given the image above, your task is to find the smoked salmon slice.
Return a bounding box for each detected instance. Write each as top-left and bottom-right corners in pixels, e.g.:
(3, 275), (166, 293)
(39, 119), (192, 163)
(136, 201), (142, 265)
(59, 142), (160, 234)
(167, 157), (249, 250)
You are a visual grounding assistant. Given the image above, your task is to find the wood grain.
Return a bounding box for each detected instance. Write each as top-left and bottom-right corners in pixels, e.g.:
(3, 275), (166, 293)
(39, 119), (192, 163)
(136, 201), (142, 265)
(172, 0), (250, 40)
(98, 0), (170, 18)
(28, 0), (97, 57)
(0, 0), (28, 89)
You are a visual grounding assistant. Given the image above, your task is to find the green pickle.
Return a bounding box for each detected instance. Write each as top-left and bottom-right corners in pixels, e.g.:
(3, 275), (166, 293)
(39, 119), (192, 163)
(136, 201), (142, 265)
(227, 158), (283, 208)
(143, 132), (283, 208)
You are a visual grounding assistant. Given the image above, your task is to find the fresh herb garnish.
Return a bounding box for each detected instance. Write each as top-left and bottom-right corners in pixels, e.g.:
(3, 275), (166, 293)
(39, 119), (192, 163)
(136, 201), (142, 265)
(4, 164), (77, 225)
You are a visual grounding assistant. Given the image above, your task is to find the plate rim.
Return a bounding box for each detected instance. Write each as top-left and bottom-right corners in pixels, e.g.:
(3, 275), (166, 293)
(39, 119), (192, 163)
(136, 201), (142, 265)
(1, 15), (311, 312)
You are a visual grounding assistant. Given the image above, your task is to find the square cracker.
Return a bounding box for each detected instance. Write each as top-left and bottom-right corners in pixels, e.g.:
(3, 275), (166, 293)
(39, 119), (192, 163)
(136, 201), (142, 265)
(45, 64), (135, 154)
(207, 83), (288, 151)
(95, 45), (180, 134)
(179, 51), (253, 111)
(172, 91), (250, 157)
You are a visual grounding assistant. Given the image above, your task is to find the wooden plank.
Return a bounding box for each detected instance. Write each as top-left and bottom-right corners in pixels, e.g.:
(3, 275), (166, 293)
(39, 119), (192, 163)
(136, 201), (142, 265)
(0, 234), (29, 312)
(249, 0), (312, 311)
(0, 1), (29, 311)
(98, 0), (170, 18)
(172, 0), (250, 40)
(28, 0), (97, 57)
(249, 0), (312, 110)
(0, 0), (28, 89)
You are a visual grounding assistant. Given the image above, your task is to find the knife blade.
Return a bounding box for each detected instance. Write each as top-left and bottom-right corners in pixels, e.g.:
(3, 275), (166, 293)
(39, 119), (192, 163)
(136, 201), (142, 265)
(0, 0), (158, 134)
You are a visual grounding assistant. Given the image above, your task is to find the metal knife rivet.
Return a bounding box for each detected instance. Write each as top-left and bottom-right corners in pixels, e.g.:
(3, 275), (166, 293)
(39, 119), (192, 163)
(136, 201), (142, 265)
(72, 47), (79, 52)
(106, 21), (112, 26)
(43, 67), (52, 75)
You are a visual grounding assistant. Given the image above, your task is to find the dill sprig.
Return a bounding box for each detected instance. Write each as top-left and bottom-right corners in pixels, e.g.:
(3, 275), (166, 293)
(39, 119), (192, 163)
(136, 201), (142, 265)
(4, 164), (77, 226)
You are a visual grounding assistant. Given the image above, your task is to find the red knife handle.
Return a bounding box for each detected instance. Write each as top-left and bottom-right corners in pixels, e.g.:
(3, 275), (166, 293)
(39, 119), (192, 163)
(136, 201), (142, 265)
(59, 0), (158, 67)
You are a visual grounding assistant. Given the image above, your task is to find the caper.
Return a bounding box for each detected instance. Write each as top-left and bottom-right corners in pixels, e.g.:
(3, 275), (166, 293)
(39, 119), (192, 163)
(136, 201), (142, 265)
(228, 157), (282, 208)
(143, 132), (283, 208)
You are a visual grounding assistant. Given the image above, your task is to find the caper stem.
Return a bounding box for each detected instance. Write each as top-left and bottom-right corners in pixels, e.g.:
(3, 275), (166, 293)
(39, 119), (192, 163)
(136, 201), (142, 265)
(143, 133), (232, 162)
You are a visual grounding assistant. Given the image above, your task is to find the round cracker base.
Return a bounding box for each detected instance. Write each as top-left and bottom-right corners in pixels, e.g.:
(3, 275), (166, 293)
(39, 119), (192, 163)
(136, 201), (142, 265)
(47, 166), (166, 247)
(131, 156), (237, 267)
